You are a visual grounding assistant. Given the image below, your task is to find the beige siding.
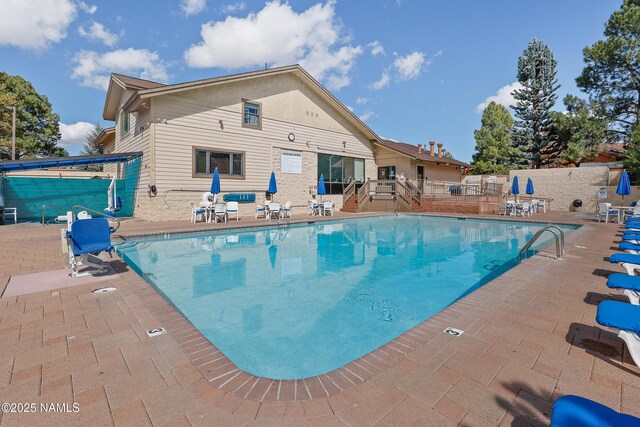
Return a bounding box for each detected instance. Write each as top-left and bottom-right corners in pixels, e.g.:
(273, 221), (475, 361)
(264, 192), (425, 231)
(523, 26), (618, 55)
(375, 146), (462, 182)
(102, 139), (117, 176)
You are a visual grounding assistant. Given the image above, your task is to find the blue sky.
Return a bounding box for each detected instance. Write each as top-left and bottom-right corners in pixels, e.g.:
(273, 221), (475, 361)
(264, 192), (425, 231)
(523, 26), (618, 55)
(0, 0), (619, 160)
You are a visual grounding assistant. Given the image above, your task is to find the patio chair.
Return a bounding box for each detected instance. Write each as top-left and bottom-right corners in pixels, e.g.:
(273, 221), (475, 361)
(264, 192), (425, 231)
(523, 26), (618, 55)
(597, 202), (618, 223)
(596, 300), (640, 368)
(530, 199), (539, 213)
(498, 201), (512, 216)
(282, 200), (292, 218)
(201, 192), (214, 208)
(213, 203), (227, 223)
(550, 395), (640, 427)
(3, 207), (17, 223)
(256, 204), (267, 219)
(536, 199), (547, 213)
(606, 273), (640, 305)
(515, 202), (530, 217)
(323, 200), (334, 216)
(65, 217), (114, 278)
(190, 202), (207, 223)
(610, 252), (640, 275)
(268, 202), (281, 220)
(226, 201), (239, 221)
(622, 205), (640, 221)
(308, 199), (319, 216)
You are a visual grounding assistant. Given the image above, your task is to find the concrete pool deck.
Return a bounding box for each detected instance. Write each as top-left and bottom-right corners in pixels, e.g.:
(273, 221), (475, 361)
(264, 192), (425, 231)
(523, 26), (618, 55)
(0, 212), (639, 426)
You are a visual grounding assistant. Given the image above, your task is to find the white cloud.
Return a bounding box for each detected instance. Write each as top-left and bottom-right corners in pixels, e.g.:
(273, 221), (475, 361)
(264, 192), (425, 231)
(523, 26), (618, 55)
(59, 121), (94, 149)
(475, 81), (523, 113)
(181, 0), (206, 16)
(78, 21), (119, 47)
(393, 51), (425, 80)
(368, 40), (384, 56)
(184, 0), (362, 91)
(370, 72), (390, 90)
(345, 105), (353, 112)
(221, 2), (245, 13)
(78, 1), (97, 14)
(0, 0), (77, 51)
(356, 97), (369, 105)
(359, 111), (375, 122)
(71, 48), (169, 91)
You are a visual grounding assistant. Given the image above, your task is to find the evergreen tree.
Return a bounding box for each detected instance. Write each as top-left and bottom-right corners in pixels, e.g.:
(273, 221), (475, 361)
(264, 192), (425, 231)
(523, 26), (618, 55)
(0, 72), (67, 160)
(78, 123), (104, 171)
(576, 0), (640, 174)
(511, 39), (560, 168)
(471, 101), (522, 174)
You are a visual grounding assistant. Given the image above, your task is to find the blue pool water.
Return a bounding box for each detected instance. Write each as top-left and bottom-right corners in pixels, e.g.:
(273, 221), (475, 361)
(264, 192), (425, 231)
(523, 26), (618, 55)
(116, 215), (576, 379)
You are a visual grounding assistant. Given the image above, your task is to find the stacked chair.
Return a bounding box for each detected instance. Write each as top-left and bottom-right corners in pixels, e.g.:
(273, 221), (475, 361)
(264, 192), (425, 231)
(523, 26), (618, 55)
(550, 207), (640, 426)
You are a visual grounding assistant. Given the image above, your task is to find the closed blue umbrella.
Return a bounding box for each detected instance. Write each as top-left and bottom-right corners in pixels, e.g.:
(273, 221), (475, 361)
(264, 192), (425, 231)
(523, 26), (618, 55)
(511, 176), (520, 201)
(317, 174), (326, 201)
(210, 168), (221, 195)
(617, 169), (631, 205)
(525, 178), (534, 195)
(268, 171), (277, 199)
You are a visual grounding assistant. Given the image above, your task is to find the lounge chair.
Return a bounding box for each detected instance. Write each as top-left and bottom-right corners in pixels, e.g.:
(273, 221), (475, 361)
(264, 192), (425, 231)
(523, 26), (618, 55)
(268, 202), (281, 220)
(596, 300), (640, 367)
(190, 202), (207, 223)
(213, 203), (227, 223)
(620, 241), (640, 254)
(609, 252), (640, 275)
(3, 207), (17, 223)
(226, 201), (239, 221)
(550, 395), (640, 427)
(282, 200), (292, 218)
(606, 273), (640, 305)
(66, 217), (114, 278)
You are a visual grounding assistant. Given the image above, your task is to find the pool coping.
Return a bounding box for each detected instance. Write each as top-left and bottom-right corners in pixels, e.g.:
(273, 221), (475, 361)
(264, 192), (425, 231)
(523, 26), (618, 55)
(110, 214), (589, 402)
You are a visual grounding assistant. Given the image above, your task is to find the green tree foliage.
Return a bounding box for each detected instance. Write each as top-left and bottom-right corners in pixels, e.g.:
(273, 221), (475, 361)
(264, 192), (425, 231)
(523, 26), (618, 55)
(576, 0), (640, 174)
(78, 122), (104, 171)
(550, 95), (610, 165)
(0, 72), (67, 160)
(440, 149), (456, 160)
(511, 39), (560, 169)
(471, 101), (522, 174)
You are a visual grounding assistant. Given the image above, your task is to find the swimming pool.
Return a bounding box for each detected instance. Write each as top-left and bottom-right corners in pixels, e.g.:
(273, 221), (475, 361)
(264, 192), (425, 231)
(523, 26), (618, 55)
(116, 215), (576, 379)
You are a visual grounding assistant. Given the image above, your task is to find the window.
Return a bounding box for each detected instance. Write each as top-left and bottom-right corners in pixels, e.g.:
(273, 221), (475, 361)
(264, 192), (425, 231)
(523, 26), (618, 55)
(194, 149), (244, 177)
(119, 110), (130, 136)
(242, 100), (261, 129)
(378, 166), (396, 180)
(317, 154), (365, 194)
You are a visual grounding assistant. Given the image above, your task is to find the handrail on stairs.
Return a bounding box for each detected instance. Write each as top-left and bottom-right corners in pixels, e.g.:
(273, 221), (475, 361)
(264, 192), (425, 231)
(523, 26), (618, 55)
(518, 224), (565, 262)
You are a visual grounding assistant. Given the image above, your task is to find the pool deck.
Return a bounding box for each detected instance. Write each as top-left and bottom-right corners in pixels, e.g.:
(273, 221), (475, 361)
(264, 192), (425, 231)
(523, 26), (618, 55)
(0, 212), (639, 426)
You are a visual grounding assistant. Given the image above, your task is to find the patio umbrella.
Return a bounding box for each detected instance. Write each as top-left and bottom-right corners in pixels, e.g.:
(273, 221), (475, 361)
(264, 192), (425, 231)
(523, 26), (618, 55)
(268, 171), (277, 200)
(511, 176), (520, 201)
(617, 169), (631, 206)
(317, 174), (326, 202)
(525, 178), (534, 195)
(210, 168), (221, 203)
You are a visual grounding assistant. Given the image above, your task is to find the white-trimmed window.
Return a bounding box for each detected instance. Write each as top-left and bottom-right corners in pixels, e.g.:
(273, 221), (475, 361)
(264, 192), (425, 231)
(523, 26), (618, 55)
(194, 149), (244, 177)
(242, 100), (261, 129)
(119, 110), (130, 137)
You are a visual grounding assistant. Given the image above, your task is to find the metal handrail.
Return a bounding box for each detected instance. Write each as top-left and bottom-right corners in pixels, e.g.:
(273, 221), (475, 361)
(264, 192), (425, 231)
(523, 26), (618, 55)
(518, 224), (565, 262)
(70, 205), (121, 232)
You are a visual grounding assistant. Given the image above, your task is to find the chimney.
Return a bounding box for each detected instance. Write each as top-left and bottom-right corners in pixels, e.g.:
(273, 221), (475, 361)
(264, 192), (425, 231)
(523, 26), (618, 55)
(437, 143), (443, 157)
(418, 144), (422, 153)
(429, 140), (435, 156)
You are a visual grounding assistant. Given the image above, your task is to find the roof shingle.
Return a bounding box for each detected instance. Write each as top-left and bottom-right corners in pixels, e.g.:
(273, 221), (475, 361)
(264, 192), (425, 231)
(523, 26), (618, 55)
(378, 139), (470, 167)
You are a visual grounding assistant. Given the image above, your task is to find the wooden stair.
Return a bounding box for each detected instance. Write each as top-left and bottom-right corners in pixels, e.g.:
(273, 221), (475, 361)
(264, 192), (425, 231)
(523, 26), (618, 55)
(341, 194), (358, 213)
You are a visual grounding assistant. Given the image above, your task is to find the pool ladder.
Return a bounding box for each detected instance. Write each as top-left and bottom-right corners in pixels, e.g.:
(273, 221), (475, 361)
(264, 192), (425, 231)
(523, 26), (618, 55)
(518, 224), (565, 262)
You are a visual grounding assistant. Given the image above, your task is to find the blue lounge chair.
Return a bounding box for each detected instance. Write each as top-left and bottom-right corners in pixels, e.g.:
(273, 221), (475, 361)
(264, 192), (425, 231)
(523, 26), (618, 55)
(620, 241), (640, 254)
(596, 300), (640, 368)
(607, 273), (640, 305)
(551, 395), (640, 426)
(610, 252), (640, 275)
(66, 217), (114, 277)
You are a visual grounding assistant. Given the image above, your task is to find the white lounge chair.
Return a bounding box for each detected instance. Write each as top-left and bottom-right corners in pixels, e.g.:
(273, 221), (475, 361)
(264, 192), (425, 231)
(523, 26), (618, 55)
(308, 199), (319, 216)
(268, 202), (281, 220)
(596, 300), (640, 367)
(323, 200), (334, 216)
(213, 203), (227, 223)
(282, 201), (292, 218)
(226, 201), (239, 221)
(190, 202), (207, 223)
(3, 207), (17, 223)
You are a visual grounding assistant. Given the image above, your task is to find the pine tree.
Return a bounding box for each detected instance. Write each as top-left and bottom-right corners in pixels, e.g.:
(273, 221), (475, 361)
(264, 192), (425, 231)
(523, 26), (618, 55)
(471, 101), (522, 174)
(511, 39), (560, 169)
(78, 123), (104, 171)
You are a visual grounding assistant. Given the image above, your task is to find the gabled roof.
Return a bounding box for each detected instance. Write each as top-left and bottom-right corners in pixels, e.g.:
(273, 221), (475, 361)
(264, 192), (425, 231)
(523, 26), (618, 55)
(94, 127), (115, 145)
(103, 74), (166, 121)
(111, 73), (166, 90)
(107, 64), (380, 142)
(377, 139), (470, 167)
